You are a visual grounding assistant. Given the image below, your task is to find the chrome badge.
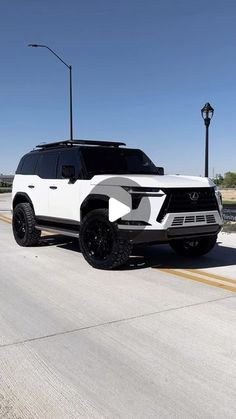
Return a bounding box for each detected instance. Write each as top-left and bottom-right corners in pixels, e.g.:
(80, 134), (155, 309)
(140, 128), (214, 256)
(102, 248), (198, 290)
(189, 192), (200, 201)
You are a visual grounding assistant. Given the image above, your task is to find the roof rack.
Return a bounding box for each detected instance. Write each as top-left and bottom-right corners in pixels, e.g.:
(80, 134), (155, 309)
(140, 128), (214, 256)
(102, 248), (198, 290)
(36, 139), (126, 149)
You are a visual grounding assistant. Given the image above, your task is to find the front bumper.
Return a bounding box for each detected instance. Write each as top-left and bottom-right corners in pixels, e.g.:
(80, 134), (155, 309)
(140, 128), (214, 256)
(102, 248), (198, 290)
(118, 224), (222, 244)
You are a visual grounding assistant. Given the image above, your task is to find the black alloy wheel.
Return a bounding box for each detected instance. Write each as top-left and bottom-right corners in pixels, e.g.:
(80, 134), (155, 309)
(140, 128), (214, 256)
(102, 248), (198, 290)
(12, 203), (41, 246)
(80, 209), (132, 269)
(14, 208), (27, 240)
(84, 219), (113, 260)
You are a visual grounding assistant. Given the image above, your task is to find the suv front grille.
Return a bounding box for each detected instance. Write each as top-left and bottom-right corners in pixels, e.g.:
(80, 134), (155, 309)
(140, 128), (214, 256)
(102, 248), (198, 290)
(157, 187), (218, 223)
(171, 214), (216, 227)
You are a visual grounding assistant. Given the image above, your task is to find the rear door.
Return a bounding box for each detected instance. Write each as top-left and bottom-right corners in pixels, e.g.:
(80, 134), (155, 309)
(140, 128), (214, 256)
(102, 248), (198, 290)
(13, 152), (41, 212)
(34, 150), (59, 217)
(47, 149), (81, 222)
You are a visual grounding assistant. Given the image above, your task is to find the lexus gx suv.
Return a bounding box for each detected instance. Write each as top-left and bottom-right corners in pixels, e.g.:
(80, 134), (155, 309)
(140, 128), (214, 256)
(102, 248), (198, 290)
(12, 139), (223, 269)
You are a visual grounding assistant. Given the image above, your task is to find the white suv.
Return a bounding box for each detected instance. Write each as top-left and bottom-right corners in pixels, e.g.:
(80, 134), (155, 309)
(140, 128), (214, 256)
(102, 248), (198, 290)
(12, 140), (223, 269)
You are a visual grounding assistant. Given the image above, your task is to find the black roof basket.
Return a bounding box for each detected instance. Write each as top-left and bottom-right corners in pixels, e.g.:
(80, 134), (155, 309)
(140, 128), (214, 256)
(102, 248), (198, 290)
(36, 139), (126, 149)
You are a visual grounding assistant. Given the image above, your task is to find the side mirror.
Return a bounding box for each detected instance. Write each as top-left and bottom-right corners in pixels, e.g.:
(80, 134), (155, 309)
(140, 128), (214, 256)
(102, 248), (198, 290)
(156, 167), (164, 175)
(62, 165), (76, 180)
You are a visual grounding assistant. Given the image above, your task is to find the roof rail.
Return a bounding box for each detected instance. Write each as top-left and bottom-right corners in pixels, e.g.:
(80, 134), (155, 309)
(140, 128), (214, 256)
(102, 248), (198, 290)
(36, 139), (126, 149)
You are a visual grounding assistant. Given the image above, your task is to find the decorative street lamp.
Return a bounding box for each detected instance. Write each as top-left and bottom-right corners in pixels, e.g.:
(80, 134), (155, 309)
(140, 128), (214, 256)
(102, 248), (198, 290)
(201, 102), (214, 177)
(28, 44), (73, 141)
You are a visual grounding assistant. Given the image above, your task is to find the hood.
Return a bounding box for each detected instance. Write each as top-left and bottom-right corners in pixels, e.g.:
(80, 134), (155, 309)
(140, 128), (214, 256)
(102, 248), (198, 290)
(90, 174), (215, 189)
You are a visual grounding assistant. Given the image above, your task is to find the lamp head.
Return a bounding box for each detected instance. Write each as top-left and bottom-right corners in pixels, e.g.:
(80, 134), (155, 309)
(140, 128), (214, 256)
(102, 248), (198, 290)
(28, 44), (47, 48)
(201, 102), (214, 120)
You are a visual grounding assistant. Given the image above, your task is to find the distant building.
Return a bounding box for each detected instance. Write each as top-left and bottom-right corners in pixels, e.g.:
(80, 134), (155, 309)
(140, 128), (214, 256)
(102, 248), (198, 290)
(0, 175), (14, 186)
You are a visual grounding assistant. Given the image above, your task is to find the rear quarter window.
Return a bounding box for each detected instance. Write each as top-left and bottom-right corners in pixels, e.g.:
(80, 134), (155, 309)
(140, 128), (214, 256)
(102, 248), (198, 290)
(16, 153), (39, 175)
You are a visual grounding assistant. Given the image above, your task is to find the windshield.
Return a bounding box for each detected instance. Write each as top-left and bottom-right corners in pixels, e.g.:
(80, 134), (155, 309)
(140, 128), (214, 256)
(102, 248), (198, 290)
(80, 147), (158, 177)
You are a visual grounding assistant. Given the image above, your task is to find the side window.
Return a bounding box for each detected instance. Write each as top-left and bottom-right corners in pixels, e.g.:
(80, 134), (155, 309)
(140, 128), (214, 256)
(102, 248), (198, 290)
(17, 154), (39, 175)
(15, 157), (25, 174)
(37, 152), (58, 179)
(57, 150), (81, 179)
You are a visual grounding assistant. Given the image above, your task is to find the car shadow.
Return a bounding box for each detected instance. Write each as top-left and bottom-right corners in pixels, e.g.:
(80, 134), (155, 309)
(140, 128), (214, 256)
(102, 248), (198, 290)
(39, 235), (77, 248)
(125, 241), (236, 271)
(38, 234), (236, 272)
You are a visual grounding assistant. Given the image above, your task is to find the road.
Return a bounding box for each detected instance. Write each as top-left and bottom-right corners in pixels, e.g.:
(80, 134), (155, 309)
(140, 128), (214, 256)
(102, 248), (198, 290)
(0, 193), (236, 418)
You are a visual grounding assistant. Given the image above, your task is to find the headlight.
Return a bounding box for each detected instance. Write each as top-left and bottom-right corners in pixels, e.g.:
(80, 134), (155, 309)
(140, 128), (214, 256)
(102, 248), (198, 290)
(122, 186), (162, 195)
(214, 186), (223, 206)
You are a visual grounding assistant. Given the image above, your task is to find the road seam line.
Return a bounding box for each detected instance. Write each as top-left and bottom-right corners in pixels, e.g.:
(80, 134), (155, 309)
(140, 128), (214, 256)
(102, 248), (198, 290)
(0, 294), (235, 350)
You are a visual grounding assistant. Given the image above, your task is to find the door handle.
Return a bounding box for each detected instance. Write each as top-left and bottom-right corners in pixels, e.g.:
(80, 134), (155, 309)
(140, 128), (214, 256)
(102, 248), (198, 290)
(49, 186), (57, 190)
(28, 185), (35, 189)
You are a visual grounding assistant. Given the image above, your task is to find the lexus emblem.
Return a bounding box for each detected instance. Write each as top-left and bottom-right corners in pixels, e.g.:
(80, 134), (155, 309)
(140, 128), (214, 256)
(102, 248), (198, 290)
(189, 192), (200, 201)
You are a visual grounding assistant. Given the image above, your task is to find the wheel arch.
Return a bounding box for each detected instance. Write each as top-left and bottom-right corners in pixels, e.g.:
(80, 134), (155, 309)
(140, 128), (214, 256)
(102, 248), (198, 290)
(13, 192), (34, 210)
(80, 194), (109, 220)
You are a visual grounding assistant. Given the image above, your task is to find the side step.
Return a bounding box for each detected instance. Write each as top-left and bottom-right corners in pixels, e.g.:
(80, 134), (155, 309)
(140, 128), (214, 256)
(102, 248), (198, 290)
(35, 225), (80, 238)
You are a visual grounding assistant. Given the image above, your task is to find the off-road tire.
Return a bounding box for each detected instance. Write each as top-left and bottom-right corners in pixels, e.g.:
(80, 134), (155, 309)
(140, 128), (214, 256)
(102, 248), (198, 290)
(13, 203), (41, 246)
(169, 235), (217, 257)
(80, 209), (132, 269)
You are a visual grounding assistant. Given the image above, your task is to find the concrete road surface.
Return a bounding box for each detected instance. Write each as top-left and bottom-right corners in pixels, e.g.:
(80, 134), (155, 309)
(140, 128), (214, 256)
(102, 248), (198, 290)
(0, 193), (236, 418)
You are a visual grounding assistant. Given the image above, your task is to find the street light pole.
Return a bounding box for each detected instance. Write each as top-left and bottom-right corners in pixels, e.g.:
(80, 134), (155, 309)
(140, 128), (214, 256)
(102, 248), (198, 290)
(28, 44), (73, 140)
(201, 102), (214, 177)
(69, 65), (73, 141)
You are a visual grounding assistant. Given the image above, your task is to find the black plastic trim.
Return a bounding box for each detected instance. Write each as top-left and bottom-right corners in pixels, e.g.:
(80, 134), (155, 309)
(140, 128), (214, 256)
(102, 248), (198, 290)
(35, 225), (80, 238)
(118, 224), (221, 244)
(80, 194), (109, 219)
(13, 193), (34, 209)
(36, 140), (126, 149)
(35, 216), (80, 232)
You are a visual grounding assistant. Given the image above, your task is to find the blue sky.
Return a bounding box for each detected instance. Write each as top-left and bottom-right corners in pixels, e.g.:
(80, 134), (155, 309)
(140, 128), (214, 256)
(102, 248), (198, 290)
(0, 0), (235, 176)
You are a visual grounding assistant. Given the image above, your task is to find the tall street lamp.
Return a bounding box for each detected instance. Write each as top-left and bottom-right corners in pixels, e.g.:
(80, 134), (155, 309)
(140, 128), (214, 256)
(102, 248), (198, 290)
(201, 102), (214, 177)
(28, 44), (73, 141)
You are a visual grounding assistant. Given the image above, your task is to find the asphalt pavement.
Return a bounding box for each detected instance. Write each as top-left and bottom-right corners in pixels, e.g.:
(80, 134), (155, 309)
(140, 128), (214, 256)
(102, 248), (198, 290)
(0, 193), (236, 418)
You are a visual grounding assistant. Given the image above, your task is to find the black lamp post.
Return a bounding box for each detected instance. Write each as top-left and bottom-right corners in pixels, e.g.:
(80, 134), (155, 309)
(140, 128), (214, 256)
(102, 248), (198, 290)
(28, 44), (73, 141)
(201, 102), (214, 177)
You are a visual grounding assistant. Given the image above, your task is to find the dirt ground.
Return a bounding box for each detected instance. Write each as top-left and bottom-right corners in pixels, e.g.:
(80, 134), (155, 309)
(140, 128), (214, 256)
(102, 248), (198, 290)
(221, 188), (236, 202)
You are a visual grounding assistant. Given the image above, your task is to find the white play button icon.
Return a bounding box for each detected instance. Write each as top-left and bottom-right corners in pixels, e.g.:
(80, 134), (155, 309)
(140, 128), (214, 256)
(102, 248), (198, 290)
(109, 197), (131, 222)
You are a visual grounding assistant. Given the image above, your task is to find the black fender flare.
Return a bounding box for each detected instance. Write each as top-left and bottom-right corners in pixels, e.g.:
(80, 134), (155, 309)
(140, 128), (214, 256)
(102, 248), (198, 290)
(12, 192), (34, 210)
(80, 194), (109, 220)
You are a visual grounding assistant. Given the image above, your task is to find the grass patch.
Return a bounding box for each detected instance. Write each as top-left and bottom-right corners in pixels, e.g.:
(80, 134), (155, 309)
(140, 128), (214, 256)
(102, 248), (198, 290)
(0, 188), (12, 193)
(223, 200), (236, 206)
(222, 221), (236, 233)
